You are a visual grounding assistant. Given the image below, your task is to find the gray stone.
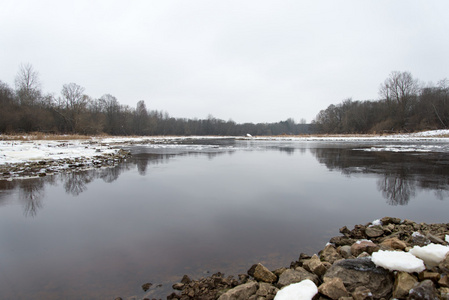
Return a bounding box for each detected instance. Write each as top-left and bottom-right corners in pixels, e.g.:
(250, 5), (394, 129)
(218, 281), (259, 300)
(339, 245), (353, 259)
(365, 226), (384, 238)
(323, 258), (393, 299)
(248, 263), (277, 283)
(408, 280), (439, 300)
(393, 272), (417, 299)
(277, 268), (319, 288)
(318, 277), (349, 299)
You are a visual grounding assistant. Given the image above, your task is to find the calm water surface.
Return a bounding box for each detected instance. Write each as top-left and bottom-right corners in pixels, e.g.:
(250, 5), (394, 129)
(0, 139), (448, 299)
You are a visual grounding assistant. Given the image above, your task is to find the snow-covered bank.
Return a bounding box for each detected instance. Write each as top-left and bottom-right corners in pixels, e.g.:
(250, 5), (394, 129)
(1, 130), (448, 167)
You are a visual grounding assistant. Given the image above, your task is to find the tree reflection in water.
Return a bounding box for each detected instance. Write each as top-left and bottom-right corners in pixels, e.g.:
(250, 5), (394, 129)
(1, 145), (448, 217)
(310, 147), (449, 205)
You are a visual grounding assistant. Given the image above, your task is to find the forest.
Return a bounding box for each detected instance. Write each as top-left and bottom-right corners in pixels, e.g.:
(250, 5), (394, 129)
(314, 71), (449, 133)
(0, 64), (311, 136)
(1, 64), (448, 136)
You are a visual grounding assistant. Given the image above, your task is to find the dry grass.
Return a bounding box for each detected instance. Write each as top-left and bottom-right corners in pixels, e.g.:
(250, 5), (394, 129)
(0, 132), (100, 141)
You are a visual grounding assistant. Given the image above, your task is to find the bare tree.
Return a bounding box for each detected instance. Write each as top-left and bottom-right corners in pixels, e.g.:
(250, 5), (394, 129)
(14, 63), (41, 106)
(379, 71), (420, 128)
(60, 83), (90, 132)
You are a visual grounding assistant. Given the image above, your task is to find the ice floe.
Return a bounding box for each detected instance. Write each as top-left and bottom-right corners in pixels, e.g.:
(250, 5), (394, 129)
(409, 244), (449, 268)
(371, 250), (425, 273)
(274, 279), (318, 300)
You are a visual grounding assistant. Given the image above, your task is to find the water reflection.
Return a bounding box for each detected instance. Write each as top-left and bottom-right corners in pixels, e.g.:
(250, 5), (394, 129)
(310, 148), (449, 205)
(1, 144), (448, 217)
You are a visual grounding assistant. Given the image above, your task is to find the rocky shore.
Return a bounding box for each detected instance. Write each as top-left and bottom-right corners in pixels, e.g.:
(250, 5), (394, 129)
(139, 217), (449, 300)
(0, 148), (131, 180)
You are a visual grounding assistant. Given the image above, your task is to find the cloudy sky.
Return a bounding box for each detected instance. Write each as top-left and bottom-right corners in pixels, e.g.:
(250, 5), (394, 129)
(1, 1), (448, 123)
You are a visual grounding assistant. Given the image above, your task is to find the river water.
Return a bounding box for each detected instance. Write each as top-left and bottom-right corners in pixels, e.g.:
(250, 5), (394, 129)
(0, 139), (448, 299)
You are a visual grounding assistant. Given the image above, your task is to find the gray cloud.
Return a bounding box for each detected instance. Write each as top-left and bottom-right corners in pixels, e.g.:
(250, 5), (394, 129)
(1, 0), (448, 123)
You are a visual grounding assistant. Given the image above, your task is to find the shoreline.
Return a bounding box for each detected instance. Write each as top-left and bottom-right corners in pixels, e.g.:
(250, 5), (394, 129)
(1, 130), (449, 180)
(136, 217), (449, 300)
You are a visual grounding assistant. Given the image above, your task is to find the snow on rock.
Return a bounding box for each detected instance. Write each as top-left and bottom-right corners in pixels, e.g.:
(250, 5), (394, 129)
(409, 244), (449, 268)
(274, 279), (318, 300)
(371, 250), (425, 273)
(370, 219), (382, 227)
(446, 235), (449, 243)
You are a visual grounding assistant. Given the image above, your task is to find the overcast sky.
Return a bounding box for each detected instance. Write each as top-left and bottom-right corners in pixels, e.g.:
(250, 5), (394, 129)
(1, 1), (448, 123)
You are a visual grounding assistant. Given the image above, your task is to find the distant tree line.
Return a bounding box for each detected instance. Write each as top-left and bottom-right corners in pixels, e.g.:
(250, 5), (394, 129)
(314, 71), (449, 133)
(0, 64), (313, 136)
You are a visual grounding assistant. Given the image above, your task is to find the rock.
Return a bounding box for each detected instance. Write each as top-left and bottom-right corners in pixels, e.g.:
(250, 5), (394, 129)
(323, 258), (394, 299)
(439, 253), (449, 273)
(172, 282), (184, 290)
(339, 245), (353, 258)
(238, 274), (249, 284)
(365, 226), (384, 238)
(419, 271), (441, 283)
(320, 244), (343, 264)
(329, 236), (356, 247)
(380, 237), (407, 250)
(277, 268), (319, 288)
(440, 287), (449, 300)
(350, 240), (380, 256)
(248, 263), (277, 283)
(181, 274), (191, 284)
(410, 231), (431, 246)
(439, 274), (449, 288)
(380, 217), (401, 225)
(393, 272), (417, 299)
(218, 281), (259, 300)
(352, 286), (373, 300)
(141, 282), (152, 291)
(427, 233), (446, 245)
(408, 280), (439, 300)
(273, 267), (287, 277)
(340, 226), (351, 236)
(318, 277), (349, 299)
(303, 254), (329, 277)
(256, 282), (278, 298)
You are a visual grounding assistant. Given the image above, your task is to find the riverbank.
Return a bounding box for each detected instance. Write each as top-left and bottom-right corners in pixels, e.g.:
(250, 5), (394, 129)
(1, 130), (449, 180)
(143, 217), (449, 300)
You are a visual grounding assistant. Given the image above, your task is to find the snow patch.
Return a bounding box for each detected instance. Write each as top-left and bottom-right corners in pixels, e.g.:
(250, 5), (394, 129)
(274, 279), (318, 300)
(370, 219), (382, 227)
(371, 250), (425, 273)
(446, 235), (449, 243)
(409, 244), (449, 268)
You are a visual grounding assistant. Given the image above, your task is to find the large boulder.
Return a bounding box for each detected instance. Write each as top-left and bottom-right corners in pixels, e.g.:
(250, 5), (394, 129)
(323, 258), (393, 299)
(248, 263), (277, 283)
(217, 281), (258, 300)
